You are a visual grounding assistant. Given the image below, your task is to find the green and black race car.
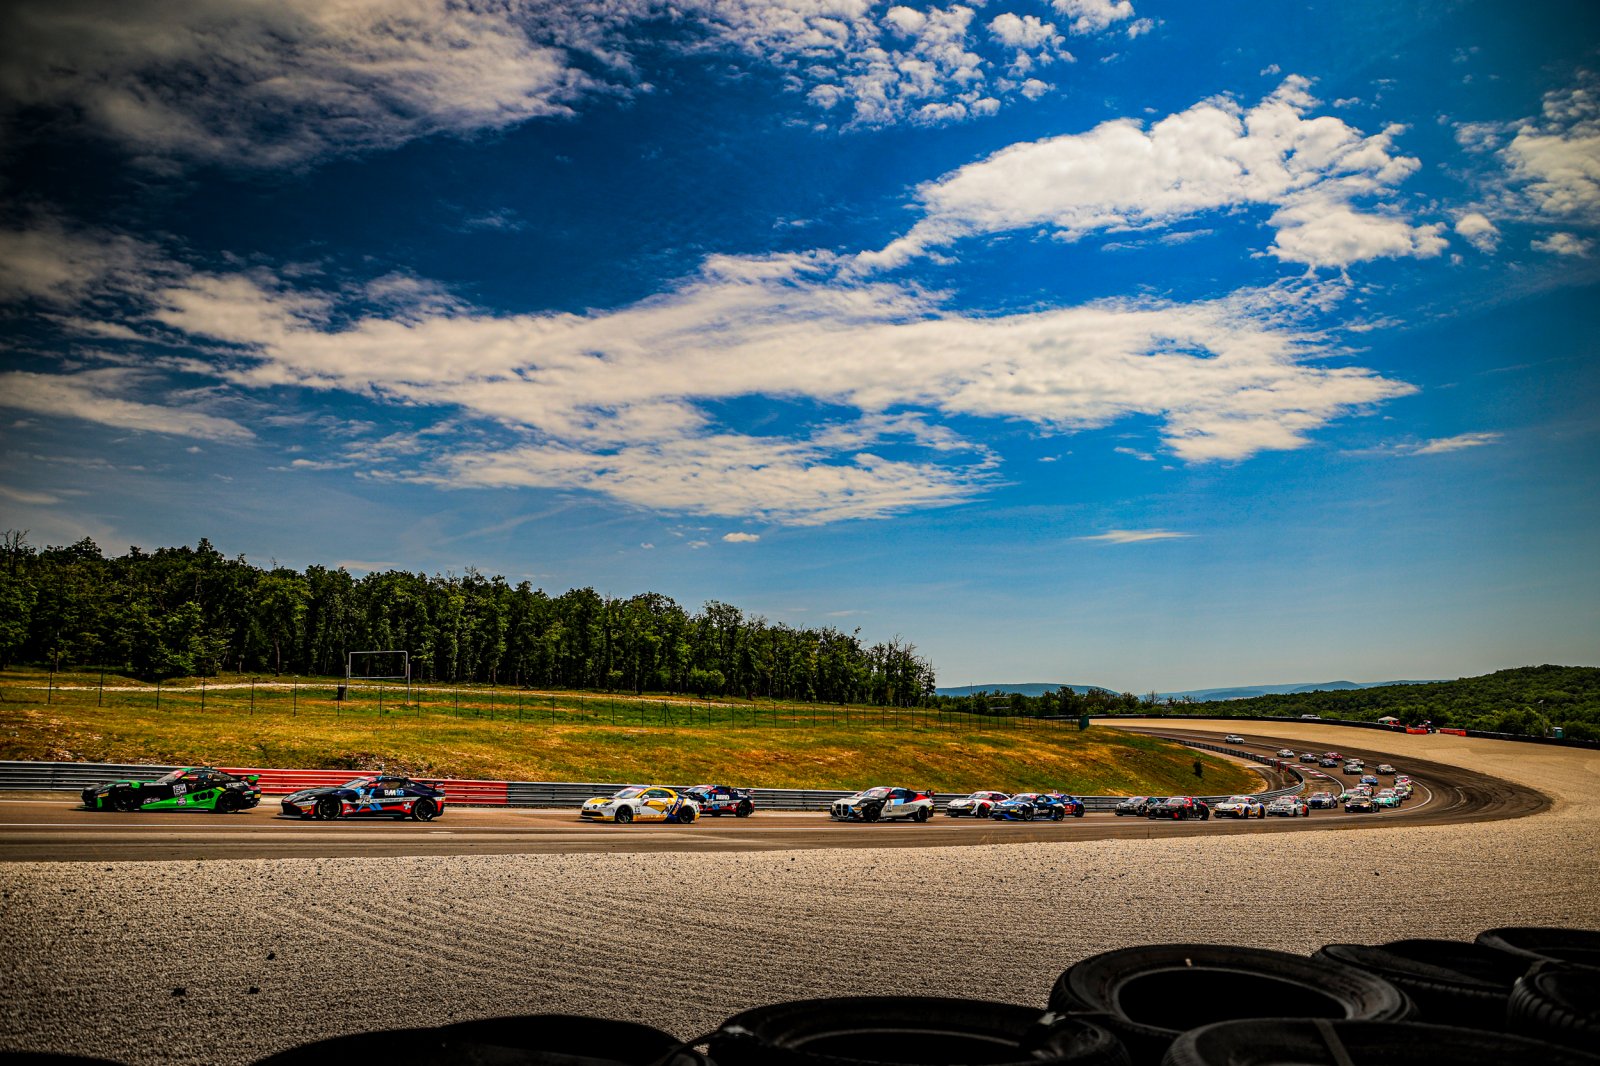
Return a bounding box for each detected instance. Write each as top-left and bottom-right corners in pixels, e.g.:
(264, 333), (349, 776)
(81, 767), (261, 813)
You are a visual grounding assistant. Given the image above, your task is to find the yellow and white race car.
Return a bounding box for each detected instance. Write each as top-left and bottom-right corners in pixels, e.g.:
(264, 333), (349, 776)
(579, 786), (699, 824)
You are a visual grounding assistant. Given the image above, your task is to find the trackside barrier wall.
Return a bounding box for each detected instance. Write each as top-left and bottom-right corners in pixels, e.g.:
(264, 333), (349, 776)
(0, 741), (1305, 809)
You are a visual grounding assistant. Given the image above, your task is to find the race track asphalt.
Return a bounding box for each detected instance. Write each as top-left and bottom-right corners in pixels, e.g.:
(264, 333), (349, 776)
(1, 721), (1594, 1064)
(0, 726), (1547, 862)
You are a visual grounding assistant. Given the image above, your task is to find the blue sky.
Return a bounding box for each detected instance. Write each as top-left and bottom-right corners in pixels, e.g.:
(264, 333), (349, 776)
(0, 0), (1596, 689)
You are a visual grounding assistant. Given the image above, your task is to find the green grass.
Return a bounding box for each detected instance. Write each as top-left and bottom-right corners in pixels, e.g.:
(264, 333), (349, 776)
(0, 669), (1256, 794)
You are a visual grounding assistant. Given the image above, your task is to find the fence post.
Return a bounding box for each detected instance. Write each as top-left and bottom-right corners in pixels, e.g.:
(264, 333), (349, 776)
(292, 678), (297, 717)
(98, 665), (105, 707)
(201, 677), (207, 714)
(47, 665), (53, 705)
(155, 678), (161, 710)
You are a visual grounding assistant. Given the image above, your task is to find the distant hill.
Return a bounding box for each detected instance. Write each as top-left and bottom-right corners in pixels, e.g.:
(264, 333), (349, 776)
(935, 679), (1441, 701)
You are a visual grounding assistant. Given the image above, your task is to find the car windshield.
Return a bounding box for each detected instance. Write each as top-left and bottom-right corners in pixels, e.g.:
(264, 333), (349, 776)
(1124, 797), (1146, 803)
(153, 770), (194, 785)
(1228, 796), (1252, 803)
(613, 787), (644, 799)
(856, 787), (891, 799)
(1165, 797), (1187, 804)
(342, 778), (374, 788)
(1009, 794), (1038, 802)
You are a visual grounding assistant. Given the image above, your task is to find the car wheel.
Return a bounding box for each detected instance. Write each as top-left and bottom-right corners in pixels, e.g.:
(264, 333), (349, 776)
(1052, 808), (1065, 822)
(978, 805), (991, 818)
(1075, 807), (1085, 818)
(678, 805), (697, 824)
(862, 804), (881, 822)
(1022, 808), (1035, 822)
(736, 801), (752, 818)
(112, 791), (138, 813)
(1200, 809), (1210, 820)
(614, 806), (634, 825)
(216, 790), (241, 814)
(412, 798), (438, 822)
(315, 795), (342, 821)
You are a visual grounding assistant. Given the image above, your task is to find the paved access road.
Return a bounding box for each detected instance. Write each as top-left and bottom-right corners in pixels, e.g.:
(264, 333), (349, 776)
(0, 727), (1546, 861)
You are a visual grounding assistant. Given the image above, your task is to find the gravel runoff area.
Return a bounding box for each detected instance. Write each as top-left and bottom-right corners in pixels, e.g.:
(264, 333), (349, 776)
(2, 722), (1597, 1064)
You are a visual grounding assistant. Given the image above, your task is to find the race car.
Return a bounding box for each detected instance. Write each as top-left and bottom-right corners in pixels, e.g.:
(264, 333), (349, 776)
(1147, 796), (1210, 820)
(1376, 764), (1397, 775)
(1343, 762), (1364, 775)
(581, 786), (699, 824)
(990, 793), (1072, 821)
(1299, 752), (1320, 762)
(281, 775), (445, 821)
(1223, 734), (1245, 744)
(1114, 796), (1154, 816)
(829, 786), (933, 823)
(944, 791), (1010, 818)
(82, 766), (261, 813)
(1275, 748), (1296, 758)
(1319, 757), (1340, 768)
(1393, 781), (1414, 799)
(1266, 795), (1309, 817)
(1212, 795), (1267, 819)
(1043, 791), (1086, 817)
(1394, 774), (1413, 789)
(1374, 788), (1402, 809)
(1360, 774), (1380, 788)
(1305, 791), (1339, 809)
(681, 784), (754, 818)
(1345, 793), (1378, 813)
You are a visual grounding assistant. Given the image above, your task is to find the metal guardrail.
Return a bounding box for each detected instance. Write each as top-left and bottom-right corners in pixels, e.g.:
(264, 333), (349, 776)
(0, 743), (1305, 810)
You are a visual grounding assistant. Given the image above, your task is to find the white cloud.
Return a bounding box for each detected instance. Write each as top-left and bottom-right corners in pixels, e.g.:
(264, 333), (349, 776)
(0, 369), (255, 442)
(1454, 211), (1500, 252)
(1502, 81), (1600, 220)
(1051, 0), (1135, 36)
(859, 77), (1442, 269)
(1078, 529), (1191, 543)
(0, 219), (163, 304)
(1402, 432), (1503, 456)
(0, 485), (64, 506)
(1531, 232), (1593, 256)
(0, 0), (602, 168)
(71, 248), (1413, 522)
(722, 532), (761, 542)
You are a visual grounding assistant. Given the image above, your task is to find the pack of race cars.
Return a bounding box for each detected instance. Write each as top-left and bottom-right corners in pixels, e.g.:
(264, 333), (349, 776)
(75, 763), (1412, 826)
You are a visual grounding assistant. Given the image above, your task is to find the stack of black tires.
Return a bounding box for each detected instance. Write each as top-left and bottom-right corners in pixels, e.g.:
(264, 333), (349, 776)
(13, 926), (1596, 1066)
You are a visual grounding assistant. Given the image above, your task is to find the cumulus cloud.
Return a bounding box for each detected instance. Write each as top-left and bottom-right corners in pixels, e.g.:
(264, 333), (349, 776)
(1531, 232), (1593, 256)
(48, 247), (1411, 522)
(1078, 529), (1191, 543)
(1502, 81), (1600, 220)
(858, 77), (1443, 270)
(0, 0), (1131, 161)
(1454, 211), (1500, 252)
(0, 369), (254, 441)
(1051, 0), (1136, 36)
(722, 532), (761, 542)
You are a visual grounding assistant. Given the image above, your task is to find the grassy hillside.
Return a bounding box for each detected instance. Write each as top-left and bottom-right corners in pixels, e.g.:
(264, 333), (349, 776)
(0, 669), (1256, 794)
(1160, 665), (1600, 740)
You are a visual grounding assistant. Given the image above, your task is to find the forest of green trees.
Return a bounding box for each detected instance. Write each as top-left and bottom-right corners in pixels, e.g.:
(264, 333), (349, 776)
(0, 532), (936, 705)
(945, 666), (1600, 741)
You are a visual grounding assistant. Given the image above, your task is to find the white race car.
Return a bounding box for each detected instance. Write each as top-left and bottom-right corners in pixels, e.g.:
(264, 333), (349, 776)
(944, 790), (1010, 818)
(830, 786), (934, 822)
(580, 785), (699, 824)
(1212, 794), (1267, 819)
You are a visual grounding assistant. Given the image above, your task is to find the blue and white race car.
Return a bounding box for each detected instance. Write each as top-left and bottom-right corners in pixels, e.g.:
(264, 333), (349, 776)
(681, 783), (755, 818)
(280, 775), (446, 821)
(990, 792), (1075, 821)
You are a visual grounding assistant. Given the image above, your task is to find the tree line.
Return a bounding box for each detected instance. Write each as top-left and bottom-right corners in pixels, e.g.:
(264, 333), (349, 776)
(0, 532), (936, 704)
(936, 666), (1600, 741)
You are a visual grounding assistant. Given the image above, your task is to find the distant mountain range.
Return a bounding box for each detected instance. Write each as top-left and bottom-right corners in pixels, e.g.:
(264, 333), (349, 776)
(934, 679), (1445, 702)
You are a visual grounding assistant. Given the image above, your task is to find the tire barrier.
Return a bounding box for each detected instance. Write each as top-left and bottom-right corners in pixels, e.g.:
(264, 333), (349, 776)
(708, 996), (1129, 1066)
(1045, 944), (1413, 1065)
(14, 926), (1600, 1066)
(1159, 1019), (1600, 1066)
(1312, 939), (1527, 1029)
(1476, 926), (1600, 970)
(1507, 963), (1600, 1051)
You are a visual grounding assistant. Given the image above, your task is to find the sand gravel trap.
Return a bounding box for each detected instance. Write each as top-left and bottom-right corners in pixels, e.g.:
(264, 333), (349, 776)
(2, 723), (1597, 1064)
